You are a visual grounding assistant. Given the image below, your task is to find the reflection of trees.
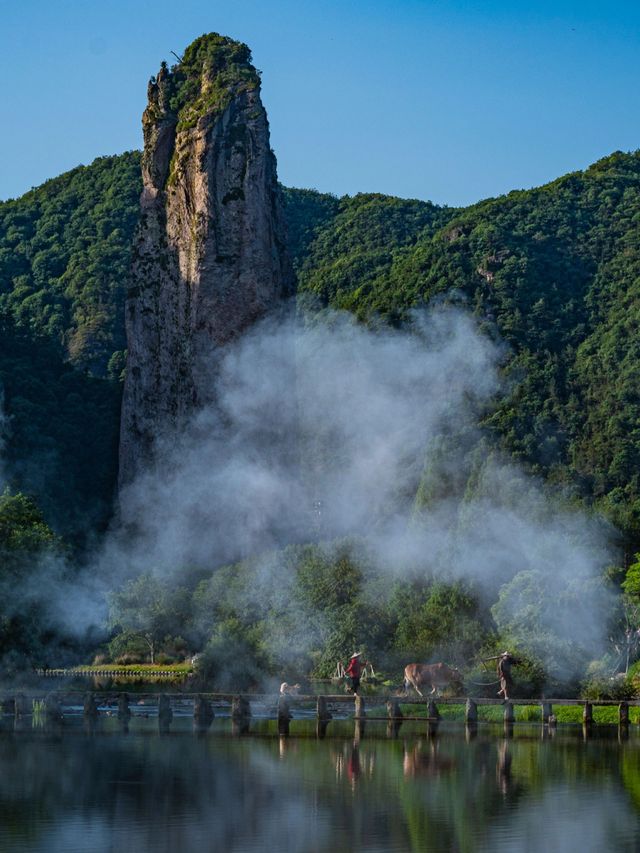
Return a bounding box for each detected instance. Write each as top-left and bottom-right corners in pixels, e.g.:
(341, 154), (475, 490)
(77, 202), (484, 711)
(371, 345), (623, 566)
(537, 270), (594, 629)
(0, 721), (638, 852)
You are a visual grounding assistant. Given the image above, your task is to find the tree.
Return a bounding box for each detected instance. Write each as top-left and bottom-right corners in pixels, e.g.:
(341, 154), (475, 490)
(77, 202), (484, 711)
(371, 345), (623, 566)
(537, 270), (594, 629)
(108, 573), (191, 664)
(0, 490), (63, 670)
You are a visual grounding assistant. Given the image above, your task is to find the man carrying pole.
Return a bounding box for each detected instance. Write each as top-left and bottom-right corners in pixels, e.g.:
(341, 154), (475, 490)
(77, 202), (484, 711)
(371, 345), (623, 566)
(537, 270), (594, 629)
(485, 651), (520, 702)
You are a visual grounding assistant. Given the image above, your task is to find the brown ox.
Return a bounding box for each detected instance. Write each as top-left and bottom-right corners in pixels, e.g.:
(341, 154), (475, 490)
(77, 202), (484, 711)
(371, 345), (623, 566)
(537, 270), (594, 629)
(403, 663), (463, 697)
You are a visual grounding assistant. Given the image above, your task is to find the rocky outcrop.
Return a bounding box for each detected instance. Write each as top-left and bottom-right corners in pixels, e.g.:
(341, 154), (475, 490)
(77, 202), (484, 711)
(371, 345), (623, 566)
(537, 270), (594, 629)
(119, 35), (293, 486)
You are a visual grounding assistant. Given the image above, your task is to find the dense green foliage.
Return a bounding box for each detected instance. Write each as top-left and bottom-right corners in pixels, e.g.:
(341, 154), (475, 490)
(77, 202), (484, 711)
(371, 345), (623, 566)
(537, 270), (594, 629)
(108, 573), (191, 665)
(295, 192), (454, 318)
(102, 541), (491, 687)
(0, 311), (121, 538)
(0, 152), (141, 377)
(0, 491), (62, 671)
(295, 151), (640, 550)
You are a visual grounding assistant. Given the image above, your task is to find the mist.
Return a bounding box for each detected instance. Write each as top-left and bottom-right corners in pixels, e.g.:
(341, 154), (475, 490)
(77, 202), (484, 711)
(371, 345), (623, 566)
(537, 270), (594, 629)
(0, 303), (619, 679)
(0, 386), (8, 491)
(87, 304), (617, 678)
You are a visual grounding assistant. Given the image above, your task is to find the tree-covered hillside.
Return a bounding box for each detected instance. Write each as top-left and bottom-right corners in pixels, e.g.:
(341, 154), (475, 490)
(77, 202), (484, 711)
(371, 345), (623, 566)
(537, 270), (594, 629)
(295, 152), (640, 545)
(1, 149), (640, 553)
(0, 311), (121, 540)
(0, 152), (141, 378)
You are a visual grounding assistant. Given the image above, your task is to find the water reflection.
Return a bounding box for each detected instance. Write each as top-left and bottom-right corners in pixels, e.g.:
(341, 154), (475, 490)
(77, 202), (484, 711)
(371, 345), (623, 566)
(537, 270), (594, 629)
(0, 720), (638, 852)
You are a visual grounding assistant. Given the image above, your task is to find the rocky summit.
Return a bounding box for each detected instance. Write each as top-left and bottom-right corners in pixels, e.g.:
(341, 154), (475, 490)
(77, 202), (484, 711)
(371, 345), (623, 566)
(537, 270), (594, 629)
(119, 34), (293, 486)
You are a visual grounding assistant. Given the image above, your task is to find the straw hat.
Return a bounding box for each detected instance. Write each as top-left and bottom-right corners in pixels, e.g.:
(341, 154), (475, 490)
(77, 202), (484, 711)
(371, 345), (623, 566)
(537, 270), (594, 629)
(350, 651), (363, 658)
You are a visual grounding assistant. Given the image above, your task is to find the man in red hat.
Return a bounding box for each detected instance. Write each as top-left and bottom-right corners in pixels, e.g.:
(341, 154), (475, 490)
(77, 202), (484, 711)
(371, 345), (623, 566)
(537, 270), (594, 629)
(345, 652), (366, 694)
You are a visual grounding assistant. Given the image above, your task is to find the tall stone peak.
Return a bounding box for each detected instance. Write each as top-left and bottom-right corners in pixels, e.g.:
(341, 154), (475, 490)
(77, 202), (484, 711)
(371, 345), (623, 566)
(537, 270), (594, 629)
(119, 33), (293, 487)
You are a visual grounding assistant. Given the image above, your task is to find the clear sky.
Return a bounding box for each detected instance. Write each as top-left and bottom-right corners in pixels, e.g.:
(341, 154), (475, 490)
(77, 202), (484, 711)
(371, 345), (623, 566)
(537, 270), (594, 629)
(3, 0), (640, 206)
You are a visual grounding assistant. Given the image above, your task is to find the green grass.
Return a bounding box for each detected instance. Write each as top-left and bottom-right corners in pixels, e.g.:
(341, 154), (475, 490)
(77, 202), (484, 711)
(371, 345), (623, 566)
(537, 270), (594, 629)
(395, 702), (640, 724)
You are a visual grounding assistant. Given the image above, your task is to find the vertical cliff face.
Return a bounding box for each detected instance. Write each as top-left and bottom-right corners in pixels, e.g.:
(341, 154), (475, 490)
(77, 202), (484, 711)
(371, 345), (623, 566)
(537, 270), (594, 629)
(119, 35), (293, 486)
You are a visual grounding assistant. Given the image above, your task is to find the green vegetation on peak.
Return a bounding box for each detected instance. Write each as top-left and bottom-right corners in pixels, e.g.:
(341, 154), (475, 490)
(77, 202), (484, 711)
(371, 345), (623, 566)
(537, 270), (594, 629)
(150, 33), (260, 133)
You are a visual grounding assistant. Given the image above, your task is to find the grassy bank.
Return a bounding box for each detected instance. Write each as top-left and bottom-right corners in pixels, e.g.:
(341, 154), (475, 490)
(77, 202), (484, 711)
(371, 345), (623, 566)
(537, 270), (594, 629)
(396, 703), (640, 724)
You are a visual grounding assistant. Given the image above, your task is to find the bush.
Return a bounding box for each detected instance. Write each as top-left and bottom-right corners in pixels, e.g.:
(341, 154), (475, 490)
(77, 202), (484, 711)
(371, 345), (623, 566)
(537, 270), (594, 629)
(581, 661), (637, 700)
(114, 652), (144, 665)
(581, 674), (636, 701)
(107, 630), (149, 663)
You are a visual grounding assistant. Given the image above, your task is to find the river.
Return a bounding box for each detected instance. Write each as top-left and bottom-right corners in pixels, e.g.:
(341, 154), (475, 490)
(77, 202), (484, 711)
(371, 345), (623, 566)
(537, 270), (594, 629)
(0, 716), (639, 852)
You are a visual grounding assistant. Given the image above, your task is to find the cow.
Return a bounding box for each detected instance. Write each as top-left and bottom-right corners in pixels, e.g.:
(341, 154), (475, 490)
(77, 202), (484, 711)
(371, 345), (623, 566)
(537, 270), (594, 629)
(403, 663), (463, 697)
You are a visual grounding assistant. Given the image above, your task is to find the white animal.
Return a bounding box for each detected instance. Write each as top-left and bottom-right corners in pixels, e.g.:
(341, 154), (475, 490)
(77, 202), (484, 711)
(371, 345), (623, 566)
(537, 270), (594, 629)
(279, 682), (301, 695)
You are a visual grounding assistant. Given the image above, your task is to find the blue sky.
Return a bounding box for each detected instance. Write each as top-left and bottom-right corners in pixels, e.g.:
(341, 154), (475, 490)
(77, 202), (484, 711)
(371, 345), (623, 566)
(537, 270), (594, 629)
(3, 0), (640, 205)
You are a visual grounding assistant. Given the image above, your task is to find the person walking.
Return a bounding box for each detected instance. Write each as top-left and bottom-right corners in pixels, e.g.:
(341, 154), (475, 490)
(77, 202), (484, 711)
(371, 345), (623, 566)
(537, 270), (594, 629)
(345, 652), (366, 694)
(497, 651), (520, 702)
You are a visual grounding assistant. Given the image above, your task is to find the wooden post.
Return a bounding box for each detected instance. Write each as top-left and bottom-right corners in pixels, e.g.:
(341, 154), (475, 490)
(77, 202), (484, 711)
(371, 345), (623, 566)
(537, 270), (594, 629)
(619, 702), (630, 726)
(354, 694), (365, 719)
(541, 701), (552, 724)
(117, 692), (131, 721)
(44, 694), (62, 720)
(465, 723), (478, 742)
(83, 693), (99, 719)
(194, 695), (214, 725)
(277, 695), (291, 735)
(158, 694), (173, 723)
(583, 702), (593, 725)
(465, 699), (478, 723)
(427, 699), (440, 720)
(231, 696), (251, 721)
(503, 701), (515, 723)
(317, 695), (332, 721)
(387, 698), (403, 721)
(316, 719), (330, 739)
(14, 694), (29, 718)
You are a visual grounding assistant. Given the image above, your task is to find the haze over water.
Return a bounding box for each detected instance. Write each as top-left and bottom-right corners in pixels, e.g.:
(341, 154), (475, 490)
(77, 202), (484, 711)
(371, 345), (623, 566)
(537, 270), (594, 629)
(1, 718), (639, 853)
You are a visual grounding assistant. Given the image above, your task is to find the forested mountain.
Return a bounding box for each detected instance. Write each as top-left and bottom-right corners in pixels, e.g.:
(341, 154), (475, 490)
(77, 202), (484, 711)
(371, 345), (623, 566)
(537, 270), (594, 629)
(1, 150), (640, 552)
(0, 152), (141, 377)
(294, 151), (640, 544)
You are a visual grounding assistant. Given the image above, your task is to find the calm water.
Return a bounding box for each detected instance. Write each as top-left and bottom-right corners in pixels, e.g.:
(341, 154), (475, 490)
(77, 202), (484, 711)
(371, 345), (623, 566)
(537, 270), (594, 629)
(1, 716), (639, 853)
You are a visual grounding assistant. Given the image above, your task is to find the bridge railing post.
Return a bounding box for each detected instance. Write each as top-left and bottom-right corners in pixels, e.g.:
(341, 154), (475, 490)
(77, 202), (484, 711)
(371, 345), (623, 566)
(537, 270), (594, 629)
(83, 693), (99, 719)
(317, 695), (332, 722)
(387, 697), (403, 721)
(277, 695), (291, 735)
(465, 698), (477, 723)
(619, 701), (630, 726)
